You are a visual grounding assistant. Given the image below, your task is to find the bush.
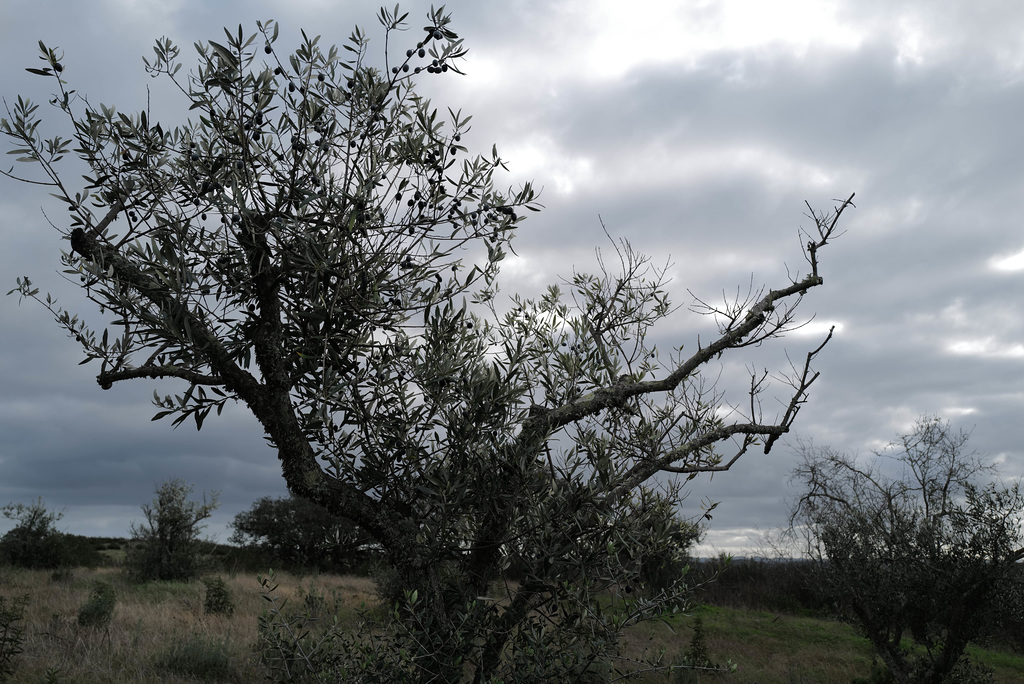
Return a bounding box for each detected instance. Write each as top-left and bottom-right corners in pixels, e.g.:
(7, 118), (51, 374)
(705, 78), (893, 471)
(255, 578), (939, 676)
(0, 595), (27, 683)
(124, 479), (219, 582)
(76, 581), (116, 628)
(202, 576), (234, 616)
(0, 499), (71, 570)
(60, 534), (104, 568)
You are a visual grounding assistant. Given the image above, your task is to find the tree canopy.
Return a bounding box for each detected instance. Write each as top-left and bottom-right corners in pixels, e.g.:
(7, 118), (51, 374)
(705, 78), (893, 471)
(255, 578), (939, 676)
(3, 7), (849, 680)
(230, 495), (370, 572)
(791, 417), (1024, 684)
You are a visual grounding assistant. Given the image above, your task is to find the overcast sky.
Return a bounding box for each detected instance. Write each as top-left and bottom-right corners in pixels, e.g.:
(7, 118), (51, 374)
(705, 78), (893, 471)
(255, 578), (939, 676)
(2, 0), (1023, 556)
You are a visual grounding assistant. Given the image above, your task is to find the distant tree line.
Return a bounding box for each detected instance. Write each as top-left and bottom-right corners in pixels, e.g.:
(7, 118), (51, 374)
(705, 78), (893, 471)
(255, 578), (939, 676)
(0, 484), (381, 577)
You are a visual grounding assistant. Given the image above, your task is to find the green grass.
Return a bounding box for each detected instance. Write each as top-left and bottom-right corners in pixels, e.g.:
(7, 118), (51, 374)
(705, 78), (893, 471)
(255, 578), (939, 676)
(624, 604), (1024, 684)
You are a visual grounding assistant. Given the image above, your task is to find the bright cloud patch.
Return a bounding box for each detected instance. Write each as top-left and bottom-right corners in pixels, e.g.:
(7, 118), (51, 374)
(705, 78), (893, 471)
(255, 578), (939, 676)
(989, 248), (1024, 272)
(566, 0), (863, 79)
(789, 319), (844, 337)
(947, 338), (1024, 359)
(500, 137), (594, 196)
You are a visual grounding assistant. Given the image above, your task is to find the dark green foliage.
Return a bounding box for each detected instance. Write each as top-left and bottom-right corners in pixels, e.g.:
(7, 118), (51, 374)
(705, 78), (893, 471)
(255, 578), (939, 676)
(685, 616), (713, 669)
(692, 558), (831, 615)
(0, 595), (27, 683)
(124, 479), (219, 583)
(793, 417), (1024, 684)
(155, 634), (237, 682)
(0, 499), (71, 570)
(0, 501), (104, 570)
(668, 615), (733, 683)
(202, 576), (234, 616)
(229, 496), (370, 572)
(59, 534), (104, 568)
(633, 497), (702, 595)
(76, 581), (116, 628)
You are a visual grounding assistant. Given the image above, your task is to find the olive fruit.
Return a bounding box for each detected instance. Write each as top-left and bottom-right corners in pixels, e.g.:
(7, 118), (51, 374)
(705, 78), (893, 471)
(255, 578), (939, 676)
(317, 73), (325, 82)
(264, 43), (272, 54)
(433, 30), (442, 40)
(418, 48), (425, 58)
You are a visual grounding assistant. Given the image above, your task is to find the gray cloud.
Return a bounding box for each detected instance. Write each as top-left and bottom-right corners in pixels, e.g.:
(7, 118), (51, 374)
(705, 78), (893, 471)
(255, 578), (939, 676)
(2, 1), (1023, 553)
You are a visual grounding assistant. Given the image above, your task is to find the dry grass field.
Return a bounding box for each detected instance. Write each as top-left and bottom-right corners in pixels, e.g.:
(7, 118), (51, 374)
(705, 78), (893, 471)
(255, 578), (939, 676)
(0, 565), (376, 683)
(0, 564), (1021, 683)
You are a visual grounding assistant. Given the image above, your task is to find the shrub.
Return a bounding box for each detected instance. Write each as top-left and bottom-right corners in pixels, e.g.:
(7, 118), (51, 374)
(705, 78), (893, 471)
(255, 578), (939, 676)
(202, 576), (234, 616)
(668, 615), (734, 683)
(124, 479), (219, 583)
(0, 499), (71, 570)
(0, 595), (27, 683)
(76, 581), (116, 628)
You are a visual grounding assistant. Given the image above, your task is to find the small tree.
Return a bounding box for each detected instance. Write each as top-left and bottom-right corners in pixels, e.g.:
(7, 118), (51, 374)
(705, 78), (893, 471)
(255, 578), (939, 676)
(0, 498), (70, 569)
(791, 417), (1024, 684)
(3, 7), (849, 680)
(125, 479), (219, 582)
(230, 495), (371, 571)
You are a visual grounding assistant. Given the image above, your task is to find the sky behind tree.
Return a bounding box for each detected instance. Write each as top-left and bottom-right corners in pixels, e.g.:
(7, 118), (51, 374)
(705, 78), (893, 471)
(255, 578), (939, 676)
(2, 0), (1023, 554)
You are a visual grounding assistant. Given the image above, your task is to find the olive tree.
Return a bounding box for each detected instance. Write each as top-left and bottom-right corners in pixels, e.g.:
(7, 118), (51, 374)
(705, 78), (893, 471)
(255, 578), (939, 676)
(3, 7), (848, 680)
(791, 417), (1024, 684)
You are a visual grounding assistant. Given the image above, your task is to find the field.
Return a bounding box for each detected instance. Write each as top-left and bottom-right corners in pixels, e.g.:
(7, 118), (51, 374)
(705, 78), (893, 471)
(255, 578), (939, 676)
(0, 565), (1022, 683)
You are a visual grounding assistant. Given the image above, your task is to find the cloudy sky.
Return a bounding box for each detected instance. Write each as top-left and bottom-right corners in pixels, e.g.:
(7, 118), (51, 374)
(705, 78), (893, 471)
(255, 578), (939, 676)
(2, 0), (1023, 555)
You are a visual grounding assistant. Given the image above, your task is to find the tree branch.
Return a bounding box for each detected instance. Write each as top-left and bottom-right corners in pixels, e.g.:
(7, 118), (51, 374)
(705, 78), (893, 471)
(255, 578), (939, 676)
(69, 223), (259, 396)
(98, 364), (224, 387)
